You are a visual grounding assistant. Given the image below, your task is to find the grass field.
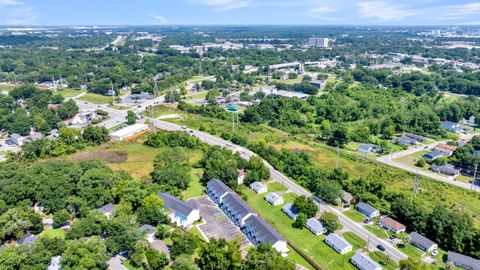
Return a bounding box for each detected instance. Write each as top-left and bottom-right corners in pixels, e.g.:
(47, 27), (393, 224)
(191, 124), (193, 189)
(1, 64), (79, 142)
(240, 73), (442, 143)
(268, 182), (289, 192)
(364, 225), (390, 239)
(369, 251), (399, 270)
(56, 88), (85, 98)
(39, 229), (66, 239)
(77, 93), (115, 104)
(240, 185), (357, 270)
(396, 243), (423, 259)
(343, 210), (366, 223)
(342, 232), (366, 249)
(183, 169), (205, 199)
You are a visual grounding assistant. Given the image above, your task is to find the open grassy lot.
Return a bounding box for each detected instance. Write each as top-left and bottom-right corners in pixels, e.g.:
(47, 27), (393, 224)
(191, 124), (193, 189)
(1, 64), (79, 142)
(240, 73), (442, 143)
(183, 169), (205, 199)
(343, 209), (366, 223)
(239, 185), (357, 270)
(0, 83), (17, 93)
(268, 182), (289, 192)
(342, 232), (366, 249)
(364, 225), (390, 239)
(396, 243), (423, 260)
(77, 93), (115, 104)
(56, 88), (85, 98)
(39, 229), (66, 239)
(369, 251), (399, 270)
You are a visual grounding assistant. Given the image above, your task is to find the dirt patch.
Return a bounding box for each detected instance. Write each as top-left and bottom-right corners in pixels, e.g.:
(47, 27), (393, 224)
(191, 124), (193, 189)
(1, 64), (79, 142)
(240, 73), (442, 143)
(72, 151), (128, 163)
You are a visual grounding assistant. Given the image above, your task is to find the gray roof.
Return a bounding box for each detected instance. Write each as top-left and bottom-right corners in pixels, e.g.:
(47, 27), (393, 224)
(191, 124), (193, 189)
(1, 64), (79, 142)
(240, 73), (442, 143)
(17, 233), (37, 246)
(139, 224), (156, 234)
(423, 150), (446, 160)
(281, 203), (299, 219)
(306, 218), (326, 234)
(393, 135), (417, 145)
(10, 133), (22, 140)
(351, 253), (382, 270)
(356, 202), (378, 215)
(342, 191), (353, 202)
(265, 192), (282, 203)
(326, 233), (352, 251)
(406, 133), (425, 142)
(250, 182), (267, 192)
(96, 203), (115, 214)
(430, 164), (459, 175)
(244, 215), (285, 244)
(358, 144), (378, 153)
(222, 193), (255, 220)
(207, 179), (233, 197)
(409, 232), (437, 249)
(158, 192), (197, 217)
(448, 251), (480, 270)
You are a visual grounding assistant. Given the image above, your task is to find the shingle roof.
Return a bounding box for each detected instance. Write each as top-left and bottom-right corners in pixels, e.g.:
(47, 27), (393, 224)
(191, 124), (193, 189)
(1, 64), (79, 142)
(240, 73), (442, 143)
(448, 251), (480, 270)
(409, 232), (437, 249)
(306, 218), (326, 234)
(351, 253), (382, 270)
(356, 202), (378, 215)
(244, 215), (285, 244)
(342, 191), (353, 202)
(379, 216), (406, 232)
(265, 192), (282, 203)
(222, 193), (255, 220)
(157, 192), (197, 217)
(207, 179), (233, 196)
(326, 233), (352, 251)
(17, 233), (37, 246)
(96, 203), (115, 214)
(282, 203), (299, 219)
(250, 182), (267, 192)
(423, 150), (446, 159)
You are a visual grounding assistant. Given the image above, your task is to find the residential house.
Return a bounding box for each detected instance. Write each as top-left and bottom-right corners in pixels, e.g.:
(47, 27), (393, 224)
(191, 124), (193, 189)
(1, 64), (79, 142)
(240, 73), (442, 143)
(10, 133), (26, 146)
(107, 255), (128, 270)
(423, 150), (447, 161)
(243, 215), (289, 255)
(440, 121), (473, 133)
(207, 178), (233, 204)
(447, 251), (480, 270)
(237, 170), (246, 185)
(33, 203), (45, 213)
(406, 133), (425, 142)
(138, 224), (156, 243)
(378, 216), (406, 234)
(325, 233), (353, 254)
(357, 144), (380, 154)
(341, 191), (354, 204)
(250, 182), (267, 194)
(96, 203), (115, 219)
(435, 144), (457, 156)
(17, 233), (37, 246)
(306, 218), (327, 235)
(392, 135), (418, 146)
(356, 202), (380, 219)
(468, 116), (476, 125)
(281, 203), (299, 220)
(350, 253), (382, 270)
(409, 232), (438, 253)
(265, 192), (283, 206)
(157, 192), (200, 229)
(430, 164), (460, 177)
(221, 192), (255, 227)
(48, 256), (61, 270)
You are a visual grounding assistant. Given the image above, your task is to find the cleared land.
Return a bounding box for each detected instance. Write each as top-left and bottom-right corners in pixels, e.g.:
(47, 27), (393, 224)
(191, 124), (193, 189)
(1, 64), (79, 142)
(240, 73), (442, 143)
(77, 93), (115, 104)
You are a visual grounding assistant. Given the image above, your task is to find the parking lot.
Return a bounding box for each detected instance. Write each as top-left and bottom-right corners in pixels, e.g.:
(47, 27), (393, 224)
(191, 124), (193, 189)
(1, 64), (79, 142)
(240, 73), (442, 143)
(188, 196), (250, 248)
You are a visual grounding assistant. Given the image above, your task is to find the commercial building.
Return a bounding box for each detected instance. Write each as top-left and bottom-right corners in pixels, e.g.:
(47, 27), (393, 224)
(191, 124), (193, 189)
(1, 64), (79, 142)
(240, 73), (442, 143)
(157, 192), (200, 229)
(308, 37), (329, 48)
(325, 233), (353, 254)
(350, 253), (382, 270)
(110, 124), (149, 141)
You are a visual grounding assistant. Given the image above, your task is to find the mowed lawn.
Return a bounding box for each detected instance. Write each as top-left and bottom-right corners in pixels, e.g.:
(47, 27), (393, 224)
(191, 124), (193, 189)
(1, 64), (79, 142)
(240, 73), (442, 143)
(343, 209), (366, 223)
(39, 229), (66, 239)
(240, 185), (358, 270)
(77, 93), (115, 104)
(56, 88), (85, 98)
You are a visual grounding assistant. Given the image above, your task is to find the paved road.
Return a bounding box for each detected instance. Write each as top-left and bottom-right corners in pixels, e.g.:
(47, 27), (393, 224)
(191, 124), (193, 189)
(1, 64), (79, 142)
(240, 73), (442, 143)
(152, 119), (407, 263)
(377, 141), (479, 192)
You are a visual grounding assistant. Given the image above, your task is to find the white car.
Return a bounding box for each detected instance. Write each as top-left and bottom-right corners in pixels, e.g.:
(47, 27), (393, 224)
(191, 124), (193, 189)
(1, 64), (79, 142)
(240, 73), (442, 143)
(431, 249), (439, 256)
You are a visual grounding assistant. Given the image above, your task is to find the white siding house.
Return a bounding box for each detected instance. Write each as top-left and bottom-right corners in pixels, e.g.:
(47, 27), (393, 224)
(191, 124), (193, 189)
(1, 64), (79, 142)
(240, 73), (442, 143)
(326, 233), (353, 254)
(264, 192), (283, 206)
(351, 253), (382, 270)
(158, 192), (200, 229)
(250, 182), (267, 194)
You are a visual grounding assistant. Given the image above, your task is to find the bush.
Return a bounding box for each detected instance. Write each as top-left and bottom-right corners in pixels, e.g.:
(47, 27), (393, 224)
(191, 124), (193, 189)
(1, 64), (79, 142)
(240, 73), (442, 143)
(415, 158), (426, 167)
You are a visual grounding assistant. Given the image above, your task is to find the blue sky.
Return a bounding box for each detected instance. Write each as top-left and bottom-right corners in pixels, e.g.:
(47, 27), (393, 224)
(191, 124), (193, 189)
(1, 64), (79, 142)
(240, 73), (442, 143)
(1, 0), (480, 25)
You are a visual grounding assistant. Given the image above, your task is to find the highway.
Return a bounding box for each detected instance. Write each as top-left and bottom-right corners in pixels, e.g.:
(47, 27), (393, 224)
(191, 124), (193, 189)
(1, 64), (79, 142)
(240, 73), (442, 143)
(74, 97), (408, 262)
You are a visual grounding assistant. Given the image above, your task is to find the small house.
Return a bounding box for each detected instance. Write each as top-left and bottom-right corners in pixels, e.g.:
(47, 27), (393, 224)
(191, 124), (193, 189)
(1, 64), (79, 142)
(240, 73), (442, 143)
(406, 133), (425, 142)
(10, 133), (26, 146)
(237, 170), (246, 185)
(350, 253), (382, 270)
(33, 203), (45, 213)
(306, 218), (327, 235)
(17, 233), (37, 246)
(434, 144), (457, 156)
(250, 182), (267, 194)
(281, 203), (299, 220)
(423, 150), (447, 161)
(96, 203), (115, 219)
(392, 135), (417, 146)
(325, 233), (352, 254)
(341, 191), (354, 204)
(357, 144), (380, 154)
(138, 224), (156, 243)
(447, 251), (480, 270)
(47, 256), (61, 270)
(157, 192), (200, 229)
(409, 232), (438, 253)
(430, 164), (460, 177)
(265, 192), (283, 206)
(378, 216), (406, 234)
(356, 202), (380, 219)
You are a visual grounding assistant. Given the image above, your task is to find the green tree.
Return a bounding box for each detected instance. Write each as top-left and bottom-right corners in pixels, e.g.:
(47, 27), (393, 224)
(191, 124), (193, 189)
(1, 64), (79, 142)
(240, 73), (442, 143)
(415, 159), (426, 168)
(316, 180), (342, 204)
(61, 237), (109, 270)
(196, 238), (242, 270)
(145, 248), (169, 270)
(244, 243), (295, 270)
(244, 156), (270, 185)
(170, 231), (198, 259)
(53, 209), (71, 228)
(293, 196), (318, 218)
(292, 212), (307, 229)
(171, 254), (198, 270)
(130, 241), (146, 267)
(319, 212), (341, 233)
(126, 110), (137, 125)
(137, 194), (167, 226)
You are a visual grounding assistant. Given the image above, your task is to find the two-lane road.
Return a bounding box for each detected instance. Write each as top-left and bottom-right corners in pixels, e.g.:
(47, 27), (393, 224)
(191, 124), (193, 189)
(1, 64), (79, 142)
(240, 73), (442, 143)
(152, 119), (408, 263)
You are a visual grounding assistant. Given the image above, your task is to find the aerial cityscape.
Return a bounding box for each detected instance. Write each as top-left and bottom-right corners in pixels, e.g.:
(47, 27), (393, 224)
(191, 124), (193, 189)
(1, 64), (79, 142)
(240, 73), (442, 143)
(0, 1), (480, 270)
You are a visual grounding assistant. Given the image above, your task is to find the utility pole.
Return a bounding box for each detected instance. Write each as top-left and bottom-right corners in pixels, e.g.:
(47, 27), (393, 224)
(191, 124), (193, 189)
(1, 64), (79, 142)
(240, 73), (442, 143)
(169, 88), (175, 103)
(471, 164), (478, 191)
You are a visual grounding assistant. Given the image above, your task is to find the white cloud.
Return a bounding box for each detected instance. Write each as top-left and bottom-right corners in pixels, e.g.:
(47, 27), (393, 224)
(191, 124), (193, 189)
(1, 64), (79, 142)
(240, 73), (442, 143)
(357, 1), (416, 21)
(311, 6), (337, 13)
(451, 2), (480, 16)
(190, 0), (251, 11)
(0, 0), (37, 25)
(149, 15), (167, 24)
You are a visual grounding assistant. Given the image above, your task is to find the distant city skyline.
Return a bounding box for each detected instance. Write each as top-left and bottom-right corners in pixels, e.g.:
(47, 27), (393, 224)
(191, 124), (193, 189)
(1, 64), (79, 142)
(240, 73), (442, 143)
(0, 0), (480, 26)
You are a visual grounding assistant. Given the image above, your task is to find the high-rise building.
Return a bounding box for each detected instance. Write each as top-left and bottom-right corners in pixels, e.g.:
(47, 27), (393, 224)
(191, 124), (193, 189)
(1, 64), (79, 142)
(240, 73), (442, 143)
(308, 37), (329, 48)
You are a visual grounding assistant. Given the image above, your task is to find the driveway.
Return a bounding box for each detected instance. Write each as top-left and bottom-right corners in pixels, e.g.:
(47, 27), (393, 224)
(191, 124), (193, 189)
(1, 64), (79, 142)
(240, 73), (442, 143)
(188, 196), (250, 248)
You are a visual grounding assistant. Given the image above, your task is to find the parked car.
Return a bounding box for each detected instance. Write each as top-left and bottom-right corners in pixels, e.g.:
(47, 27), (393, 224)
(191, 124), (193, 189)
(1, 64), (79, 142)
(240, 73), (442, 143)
(363, 218), (372, 224)
(377, 244), (385, 252)
(432, 249), (439, 256)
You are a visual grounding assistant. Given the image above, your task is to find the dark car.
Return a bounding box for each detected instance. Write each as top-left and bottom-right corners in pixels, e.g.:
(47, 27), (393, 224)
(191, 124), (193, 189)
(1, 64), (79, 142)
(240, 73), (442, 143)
(377, 244), (385, 251)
